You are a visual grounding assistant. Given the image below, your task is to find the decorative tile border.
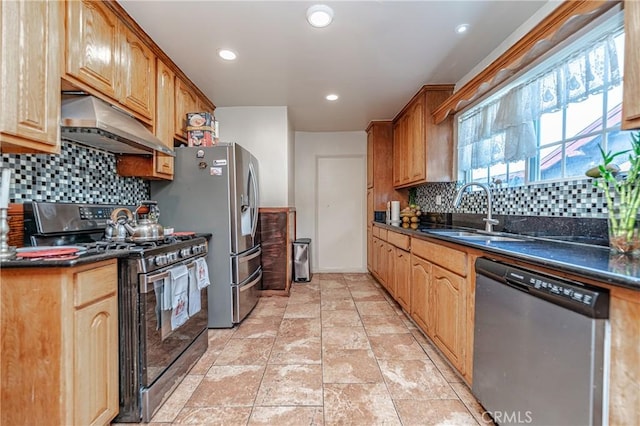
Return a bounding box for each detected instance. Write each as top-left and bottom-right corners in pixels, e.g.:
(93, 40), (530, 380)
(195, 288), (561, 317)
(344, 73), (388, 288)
(415, 180), (608, 218)
(1, 140), (150, 205)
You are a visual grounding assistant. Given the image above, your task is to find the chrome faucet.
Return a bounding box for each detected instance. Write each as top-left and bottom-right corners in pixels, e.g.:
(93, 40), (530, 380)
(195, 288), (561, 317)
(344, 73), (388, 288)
(453, 182), (499, 233)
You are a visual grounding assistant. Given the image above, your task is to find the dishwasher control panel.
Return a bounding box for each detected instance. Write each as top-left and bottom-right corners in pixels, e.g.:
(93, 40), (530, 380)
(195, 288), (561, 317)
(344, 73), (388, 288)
(476, 257), (609, 319)
(506, 269), (598, 305)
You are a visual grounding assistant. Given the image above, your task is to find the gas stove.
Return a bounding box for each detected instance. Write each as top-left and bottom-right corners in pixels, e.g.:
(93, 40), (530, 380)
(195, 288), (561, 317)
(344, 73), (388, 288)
(24, 201), (208, 272)
(24, 201), (211, 422)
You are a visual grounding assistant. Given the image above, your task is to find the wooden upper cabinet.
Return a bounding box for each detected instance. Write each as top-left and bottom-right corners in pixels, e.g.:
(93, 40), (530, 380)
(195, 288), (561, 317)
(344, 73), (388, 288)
(392, 85), (454, 188)
(623, 0), (640, 129)
(65, 0), (120, 100)
(0, 0), (62, 154)
(409, 97), (425, 182)
(367, 129), (374, 188)
(116, 59), (173, 180)
(154, 59), (175, 178)
(119, 24), (156, 121)
(174, 77), (200, 141)
(65, 0), (156, 123)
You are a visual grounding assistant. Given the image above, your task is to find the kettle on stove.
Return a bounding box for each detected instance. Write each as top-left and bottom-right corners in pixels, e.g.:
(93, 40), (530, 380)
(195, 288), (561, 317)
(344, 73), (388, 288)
(105, 207), (133, 242)
(123, 200), (165, 242)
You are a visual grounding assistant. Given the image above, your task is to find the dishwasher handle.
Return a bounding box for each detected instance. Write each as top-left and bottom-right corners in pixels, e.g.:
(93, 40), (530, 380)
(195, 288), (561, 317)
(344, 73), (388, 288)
(475, 257), (609, 319)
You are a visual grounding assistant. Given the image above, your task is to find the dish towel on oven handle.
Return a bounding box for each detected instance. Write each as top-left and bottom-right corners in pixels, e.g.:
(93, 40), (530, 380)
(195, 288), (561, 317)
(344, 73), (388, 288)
(195, 258), (210, 289)
(169, 264), (190, 330)
(187, 261), (201, 316)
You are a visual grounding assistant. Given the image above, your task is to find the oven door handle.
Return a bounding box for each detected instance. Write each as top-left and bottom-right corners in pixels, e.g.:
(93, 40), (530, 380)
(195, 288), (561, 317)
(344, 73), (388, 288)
(140, 261), (198, 294)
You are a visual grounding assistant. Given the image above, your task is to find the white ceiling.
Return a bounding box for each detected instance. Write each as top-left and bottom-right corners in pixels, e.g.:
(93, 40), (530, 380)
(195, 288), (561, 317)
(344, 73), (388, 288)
(119, 1), (549, 132)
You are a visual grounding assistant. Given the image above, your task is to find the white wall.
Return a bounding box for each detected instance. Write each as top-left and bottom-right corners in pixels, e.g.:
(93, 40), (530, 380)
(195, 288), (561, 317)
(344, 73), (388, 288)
(295, 131), (367, 273)
(215, 106), (294, 207)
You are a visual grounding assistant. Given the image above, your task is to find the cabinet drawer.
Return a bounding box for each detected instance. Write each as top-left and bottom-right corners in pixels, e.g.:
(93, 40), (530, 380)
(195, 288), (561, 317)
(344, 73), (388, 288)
(74, 264), (117, 307)
(379, 228), (388, 241)
(412, 238), (467, 277)
(387, 231), (410, 251)
(372, 226), (381, 238)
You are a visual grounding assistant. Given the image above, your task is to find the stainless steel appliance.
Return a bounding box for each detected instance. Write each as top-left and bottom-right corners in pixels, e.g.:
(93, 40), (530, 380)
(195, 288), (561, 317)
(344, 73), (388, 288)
(293, 238), (312, 282)
(473, 258), (610, 426)
(24, 201), (210, 422)
(60, 95), (174, 156)
(151, 143), (262, 328)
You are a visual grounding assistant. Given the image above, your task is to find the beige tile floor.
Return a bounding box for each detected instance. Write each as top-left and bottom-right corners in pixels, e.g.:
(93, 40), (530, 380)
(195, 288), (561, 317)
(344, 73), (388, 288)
(142, 273), (491, 425)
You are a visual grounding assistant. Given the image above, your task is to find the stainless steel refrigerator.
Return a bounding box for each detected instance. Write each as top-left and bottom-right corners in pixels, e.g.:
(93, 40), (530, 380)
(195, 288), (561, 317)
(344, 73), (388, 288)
(151, 143), (261, 328)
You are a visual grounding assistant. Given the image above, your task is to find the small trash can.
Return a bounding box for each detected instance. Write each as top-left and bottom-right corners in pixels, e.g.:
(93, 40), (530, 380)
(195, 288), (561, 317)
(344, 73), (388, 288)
(293, 238), (312, 282)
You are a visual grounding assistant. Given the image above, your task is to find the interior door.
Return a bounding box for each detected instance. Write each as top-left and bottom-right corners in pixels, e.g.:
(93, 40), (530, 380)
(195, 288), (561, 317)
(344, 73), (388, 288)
(316, 155), (365, 272)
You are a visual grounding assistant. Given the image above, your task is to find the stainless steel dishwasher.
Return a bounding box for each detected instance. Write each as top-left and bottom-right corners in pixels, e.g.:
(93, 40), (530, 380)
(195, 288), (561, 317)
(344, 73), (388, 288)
(473, 258), (610, 426)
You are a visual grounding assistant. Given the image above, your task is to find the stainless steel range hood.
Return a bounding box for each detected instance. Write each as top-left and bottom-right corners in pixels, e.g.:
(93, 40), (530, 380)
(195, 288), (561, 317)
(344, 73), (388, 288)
(60, 96), (174, 156)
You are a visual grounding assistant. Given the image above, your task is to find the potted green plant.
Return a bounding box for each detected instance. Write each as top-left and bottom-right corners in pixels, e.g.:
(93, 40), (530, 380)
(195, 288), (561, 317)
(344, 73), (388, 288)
(587, 131), (640, 254)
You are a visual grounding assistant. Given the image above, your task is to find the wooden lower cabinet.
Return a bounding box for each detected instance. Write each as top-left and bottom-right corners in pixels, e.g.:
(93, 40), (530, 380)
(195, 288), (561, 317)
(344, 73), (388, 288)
(384, 242), (396, 297)
(371, 236), (380, 279)
(259, 207), (296, 295)
(410, 253), (432, 334)
(1, 259), (119, 426)
(431, 264), (466, 373)
(394, 248), (411, 311)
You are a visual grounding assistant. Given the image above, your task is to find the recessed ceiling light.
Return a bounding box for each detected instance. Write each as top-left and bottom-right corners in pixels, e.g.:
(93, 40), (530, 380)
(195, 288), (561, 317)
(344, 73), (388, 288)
(218, 49), (237, 61)
(455, 24), (469, 34)
(307, 4), (334, 28)
(326, 94), (339, 101)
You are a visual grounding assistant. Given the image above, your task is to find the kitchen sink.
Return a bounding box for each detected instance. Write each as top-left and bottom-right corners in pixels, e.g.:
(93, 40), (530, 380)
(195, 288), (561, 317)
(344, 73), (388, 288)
(426, 229), (527, 242)
(458, 235), (526, 242)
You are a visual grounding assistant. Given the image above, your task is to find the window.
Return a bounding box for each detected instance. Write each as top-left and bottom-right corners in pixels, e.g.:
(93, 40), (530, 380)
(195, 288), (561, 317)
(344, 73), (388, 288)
(457, 11), (630, 187)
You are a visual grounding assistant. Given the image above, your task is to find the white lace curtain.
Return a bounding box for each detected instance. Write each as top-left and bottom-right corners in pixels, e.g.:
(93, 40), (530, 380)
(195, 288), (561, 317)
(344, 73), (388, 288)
(458, 29), (622, 173)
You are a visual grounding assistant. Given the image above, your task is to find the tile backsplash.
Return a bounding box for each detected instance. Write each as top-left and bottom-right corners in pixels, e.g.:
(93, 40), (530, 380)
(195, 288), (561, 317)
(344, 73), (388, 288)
(1, 140), (149, 205)
(415, 179), (607, 218)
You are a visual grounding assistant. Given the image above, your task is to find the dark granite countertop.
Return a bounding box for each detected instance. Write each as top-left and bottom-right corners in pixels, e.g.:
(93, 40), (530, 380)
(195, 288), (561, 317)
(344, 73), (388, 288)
(373, 221), (640, 291)
(0, 250), (128, 268)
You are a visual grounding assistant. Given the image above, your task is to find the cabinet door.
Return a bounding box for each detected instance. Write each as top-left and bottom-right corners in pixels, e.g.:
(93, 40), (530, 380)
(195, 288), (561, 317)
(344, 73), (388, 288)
(392, 119), (403, 186)
(394, 248), (411, 311)
(66, 0), (119, 99)
(367, 128), (374, 188)
(408, 96), (425, 183)
(155, 60), (176, 177)
(431, 264), (465, 373)
(0, 0), (61, 153)
(372, 237), (379, 278)
(410, 254), (432, 333)
(174, 78), (199, 141)
(120, 24), (155, 121)
(366, 189), (373, 271)
(623, 0), (640, 129)
(74, 295), (119, 426)
(385, 242), (396, 297)
(197, 96), (214, 115)
(378, 240), (389, 288)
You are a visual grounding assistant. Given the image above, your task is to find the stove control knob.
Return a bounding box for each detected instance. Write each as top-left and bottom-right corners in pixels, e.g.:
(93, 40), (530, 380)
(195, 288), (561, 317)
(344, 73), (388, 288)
(167, 251), (179, 262)
(180, 247), (192, 258)
(155, 254), (168, 267)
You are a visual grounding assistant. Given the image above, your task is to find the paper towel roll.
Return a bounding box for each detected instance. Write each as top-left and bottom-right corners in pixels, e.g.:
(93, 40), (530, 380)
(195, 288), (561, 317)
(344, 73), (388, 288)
(391, 201), (400, 221)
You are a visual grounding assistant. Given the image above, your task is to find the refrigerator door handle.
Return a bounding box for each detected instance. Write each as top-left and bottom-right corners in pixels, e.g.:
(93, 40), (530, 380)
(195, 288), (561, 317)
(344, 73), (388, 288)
(248, 162), (259, 238)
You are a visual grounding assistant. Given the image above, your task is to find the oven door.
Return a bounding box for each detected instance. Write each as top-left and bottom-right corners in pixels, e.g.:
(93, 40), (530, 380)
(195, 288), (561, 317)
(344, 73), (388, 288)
(139, 259), (209, 387)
